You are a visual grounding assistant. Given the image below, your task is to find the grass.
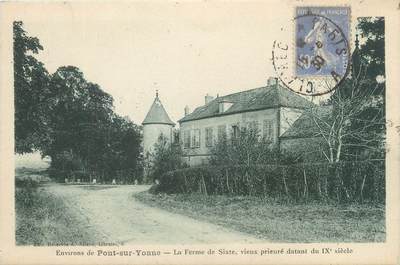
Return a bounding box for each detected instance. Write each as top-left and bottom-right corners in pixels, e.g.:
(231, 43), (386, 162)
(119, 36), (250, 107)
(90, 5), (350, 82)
(135, 191), (385, 243)
(15, 181), (100, 246)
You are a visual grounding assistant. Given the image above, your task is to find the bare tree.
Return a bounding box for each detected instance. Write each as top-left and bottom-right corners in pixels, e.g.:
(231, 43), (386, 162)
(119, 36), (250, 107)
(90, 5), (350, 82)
(304, 64), (385, 163)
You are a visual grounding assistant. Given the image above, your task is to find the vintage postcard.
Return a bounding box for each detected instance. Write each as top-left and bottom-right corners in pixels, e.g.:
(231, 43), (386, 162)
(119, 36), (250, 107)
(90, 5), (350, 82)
(0, 0), (399, 264)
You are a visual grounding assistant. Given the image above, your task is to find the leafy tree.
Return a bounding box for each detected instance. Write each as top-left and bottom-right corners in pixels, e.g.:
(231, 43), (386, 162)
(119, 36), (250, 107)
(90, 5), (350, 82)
(147, 135), (185, 183)
(45, 66), (143, 183)
(44, 67), (113, 156)
(357, 17), (384, 81)
(14, 21), (52, 153)
(97, 115), (143, 183)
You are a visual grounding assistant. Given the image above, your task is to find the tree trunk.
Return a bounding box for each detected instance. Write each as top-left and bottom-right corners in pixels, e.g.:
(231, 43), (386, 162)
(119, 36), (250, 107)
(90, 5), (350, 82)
(360, 174), (367, 203)
(329, 144), (334, 163)
(336, 139), (342, 162)
(183, 173), (188, 193)
(201, 174), (208, 196)
(317, 168), (322, 199)
(324, 171), (328, 198)
(263, 174), (267, 197)
(303, 168), (308, 199)
(282, 168), (289, 197)
(225, 168), (230, 194)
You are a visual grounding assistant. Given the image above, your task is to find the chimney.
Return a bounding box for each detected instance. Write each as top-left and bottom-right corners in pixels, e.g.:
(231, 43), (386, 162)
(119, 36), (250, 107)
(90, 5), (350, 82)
(267, 77), (278, 86)
(205, 94), (214, 105)
(184, 105), (190, 116)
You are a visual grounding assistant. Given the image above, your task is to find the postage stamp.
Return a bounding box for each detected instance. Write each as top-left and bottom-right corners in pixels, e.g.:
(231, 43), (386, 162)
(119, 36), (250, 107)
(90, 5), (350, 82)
(272, 6), (351, 96)
(295, 7), (351, 77)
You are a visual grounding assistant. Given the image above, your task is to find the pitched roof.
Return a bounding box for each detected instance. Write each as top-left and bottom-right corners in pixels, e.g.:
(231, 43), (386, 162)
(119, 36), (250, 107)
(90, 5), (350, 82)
(142, 96), (175, 126)
(280, 106), (332, 139)
(179, 84), (315, 123)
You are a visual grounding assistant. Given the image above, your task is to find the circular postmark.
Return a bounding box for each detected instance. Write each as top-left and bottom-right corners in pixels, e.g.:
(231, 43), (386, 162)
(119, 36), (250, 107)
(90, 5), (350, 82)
(272, 13), (351, 96)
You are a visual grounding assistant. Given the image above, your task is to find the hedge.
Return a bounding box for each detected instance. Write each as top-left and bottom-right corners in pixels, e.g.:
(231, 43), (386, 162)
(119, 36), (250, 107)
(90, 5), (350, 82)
(156, 160), (385, 203)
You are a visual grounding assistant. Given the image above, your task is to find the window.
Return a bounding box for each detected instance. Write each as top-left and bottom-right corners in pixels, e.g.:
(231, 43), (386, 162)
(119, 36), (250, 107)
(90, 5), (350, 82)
(219, 101), (233, 113)
(205, 127), (213, 147)
(173, 131), (180, 144)
(183, 130), (190, 149)
(191, 129), (200, 148)
(218, 125), (226, 141)
(246, 121), (259, 134)
(231, 124), (240, 139)
(263, 119), (274, 140)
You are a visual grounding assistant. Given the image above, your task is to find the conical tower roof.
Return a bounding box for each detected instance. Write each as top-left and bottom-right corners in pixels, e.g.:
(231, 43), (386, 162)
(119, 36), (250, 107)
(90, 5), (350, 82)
(142, 91), (175, 126)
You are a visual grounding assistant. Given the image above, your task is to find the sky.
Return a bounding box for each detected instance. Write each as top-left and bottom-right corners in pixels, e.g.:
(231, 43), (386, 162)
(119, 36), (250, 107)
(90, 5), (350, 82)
(15, 2), (363, 126)
(17, 2), (292, 125)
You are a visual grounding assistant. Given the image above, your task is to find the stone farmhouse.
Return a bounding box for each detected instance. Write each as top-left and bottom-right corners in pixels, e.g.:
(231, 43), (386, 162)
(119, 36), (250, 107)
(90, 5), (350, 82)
(142, 78), (325, 167)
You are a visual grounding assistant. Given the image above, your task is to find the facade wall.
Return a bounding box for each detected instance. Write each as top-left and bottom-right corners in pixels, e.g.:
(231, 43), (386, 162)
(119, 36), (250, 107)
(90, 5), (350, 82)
(179, 108), (279, 166)
(143, 124), (173, 155)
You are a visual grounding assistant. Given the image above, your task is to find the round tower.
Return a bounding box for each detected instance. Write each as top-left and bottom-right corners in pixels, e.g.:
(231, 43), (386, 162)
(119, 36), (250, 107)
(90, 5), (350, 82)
(142, 91), (175, 156)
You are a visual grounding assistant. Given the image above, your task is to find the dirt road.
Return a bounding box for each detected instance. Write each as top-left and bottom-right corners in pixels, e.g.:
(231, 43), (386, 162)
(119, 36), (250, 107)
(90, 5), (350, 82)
(45, 184), (261, 245)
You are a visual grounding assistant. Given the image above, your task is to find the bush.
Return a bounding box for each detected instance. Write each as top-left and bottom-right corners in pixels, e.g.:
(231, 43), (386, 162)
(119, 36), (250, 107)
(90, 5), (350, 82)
(15, 177), (39, 189)
(15, 177), (40, 209)
(146, 134), (187, 183)
(209, 128), (280, 166)
(156, 160), (385, 203)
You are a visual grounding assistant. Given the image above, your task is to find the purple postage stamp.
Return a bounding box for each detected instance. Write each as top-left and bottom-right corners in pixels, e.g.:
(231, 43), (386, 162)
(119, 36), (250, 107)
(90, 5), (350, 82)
(272, 6), (351, 96)
(295, 6), (350, 79)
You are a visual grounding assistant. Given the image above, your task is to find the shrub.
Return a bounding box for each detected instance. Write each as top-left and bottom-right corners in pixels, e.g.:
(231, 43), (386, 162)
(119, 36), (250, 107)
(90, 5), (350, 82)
(209, 127), (280, 166)
(15, 177), (40, 209)
(146, 134), (187, 183)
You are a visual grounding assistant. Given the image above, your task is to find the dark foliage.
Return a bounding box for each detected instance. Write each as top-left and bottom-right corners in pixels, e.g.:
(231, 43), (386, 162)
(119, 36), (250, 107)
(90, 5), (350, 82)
(357, 17), (385, 80)
(15, 178), (39, 208)
(349, 17), (385, 159)
(14, 21), (52, 153)
(146, 135), (186, 183)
